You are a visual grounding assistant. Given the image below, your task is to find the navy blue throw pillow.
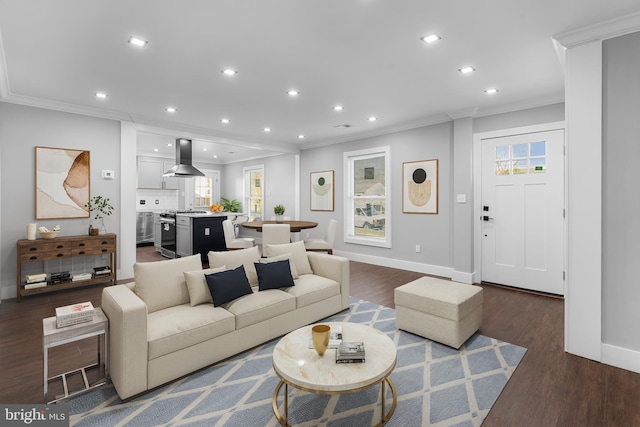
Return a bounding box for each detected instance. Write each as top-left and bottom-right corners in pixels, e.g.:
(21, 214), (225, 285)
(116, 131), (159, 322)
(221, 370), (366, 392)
(205, 265), (253, 307)
(254, 259), (295, 291)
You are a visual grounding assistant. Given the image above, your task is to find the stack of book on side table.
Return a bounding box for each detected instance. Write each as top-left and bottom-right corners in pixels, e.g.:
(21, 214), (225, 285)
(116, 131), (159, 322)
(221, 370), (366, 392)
(24, 273), (47, 289)
(336, 341), (366, 364)
(50, 271), (71, 285)
(55, 302), (95, 328)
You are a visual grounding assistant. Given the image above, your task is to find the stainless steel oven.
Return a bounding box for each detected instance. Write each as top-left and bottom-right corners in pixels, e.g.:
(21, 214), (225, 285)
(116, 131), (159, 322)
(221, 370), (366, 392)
(159, 213), (177, 258)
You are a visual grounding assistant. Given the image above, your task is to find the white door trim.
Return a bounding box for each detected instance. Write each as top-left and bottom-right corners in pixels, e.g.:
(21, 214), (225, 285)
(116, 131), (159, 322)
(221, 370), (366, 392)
(473, 121), (566, 285)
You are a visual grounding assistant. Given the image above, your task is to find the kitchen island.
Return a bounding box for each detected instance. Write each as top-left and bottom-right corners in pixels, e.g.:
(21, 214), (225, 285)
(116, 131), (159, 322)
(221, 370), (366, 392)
(176, 212), (227, 262)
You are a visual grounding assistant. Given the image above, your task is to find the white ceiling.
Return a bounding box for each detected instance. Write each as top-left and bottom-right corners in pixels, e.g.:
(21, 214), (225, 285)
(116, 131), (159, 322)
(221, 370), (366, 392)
(1, 1), (640, 163)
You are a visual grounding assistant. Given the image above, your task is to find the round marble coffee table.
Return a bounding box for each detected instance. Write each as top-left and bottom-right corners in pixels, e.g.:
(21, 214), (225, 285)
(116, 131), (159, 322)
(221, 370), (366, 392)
(272, 322), (397, 426)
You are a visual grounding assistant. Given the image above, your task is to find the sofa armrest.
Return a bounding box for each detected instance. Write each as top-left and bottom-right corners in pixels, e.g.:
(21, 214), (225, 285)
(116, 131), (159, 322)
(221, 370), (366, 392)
(307, 252), (350, 310)
(102, 284), (149, 400)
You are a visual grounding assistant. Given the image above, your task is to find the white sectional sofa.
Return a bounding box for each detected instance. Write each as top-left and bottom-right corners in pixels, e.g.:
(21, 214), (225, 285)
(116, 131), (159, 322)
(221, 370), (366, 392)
(102, 242), (350, 400)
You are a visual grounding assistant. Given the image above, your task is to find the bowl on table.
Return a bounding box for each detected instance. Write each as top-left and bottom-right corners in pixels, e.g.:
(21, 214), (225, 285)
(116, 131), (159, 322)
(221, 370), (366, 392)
(39, 231), (59, 239)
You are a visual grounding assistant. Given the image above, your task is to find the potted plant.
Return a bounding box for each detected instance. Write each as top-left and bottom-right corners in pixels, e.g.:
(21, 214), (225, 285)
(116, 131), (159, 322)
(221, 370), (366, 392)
(273, 204), (286, 223)
(221, 197), (242, 213)
(85, 195), (114, 235)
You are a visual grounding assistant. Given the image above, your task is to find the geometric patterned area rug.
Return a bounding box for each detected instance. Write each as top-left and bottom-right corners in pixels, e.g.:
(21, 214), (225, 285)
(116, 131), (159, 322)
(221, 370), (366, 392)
(68, 298), (526, 427)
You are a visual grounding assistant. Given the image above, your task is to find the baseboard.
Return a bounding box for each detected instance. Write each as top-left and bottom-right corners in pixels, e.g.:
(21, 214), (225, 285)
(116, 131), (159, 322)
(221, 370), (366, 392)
(333, 250), (454, 279)
(451, 270), (475, 284)
(601, 343), (640, 374)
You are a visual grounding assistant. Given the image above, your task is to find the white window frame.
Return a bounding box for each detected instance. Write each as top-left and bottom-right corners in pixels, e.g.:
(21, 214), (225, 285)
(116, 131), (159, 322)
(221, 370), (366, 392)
(343, 146), (391, 248)
(192, 170), (220, 209)
(244, 165), (264, 221)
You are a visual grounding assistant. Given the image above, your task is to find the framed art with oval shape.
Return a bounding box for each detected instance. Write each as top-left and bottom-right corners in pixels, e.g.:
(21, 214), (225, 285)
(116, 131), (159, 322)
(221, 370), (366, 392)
(310, 170), (334, 211)
(402, 159), (438, 214)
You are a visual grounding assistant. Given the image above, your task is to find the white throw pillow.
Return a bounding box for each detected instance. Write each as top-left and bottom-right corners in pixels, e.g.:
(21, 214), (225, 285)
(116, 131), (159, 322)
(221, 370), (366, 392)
(263, 240), (312, 275)
(208, 246), (261, 286)
(133, 254), (202, 313)
(184, 265), (227, 306)
(260, 252), (299, 279)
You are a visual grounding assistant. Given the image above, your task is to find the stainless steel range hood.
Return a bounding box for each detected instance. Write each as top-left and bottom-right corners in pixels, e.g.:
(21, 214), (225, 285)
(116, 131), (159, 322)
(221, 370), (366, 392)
(163, 138), (205, 177)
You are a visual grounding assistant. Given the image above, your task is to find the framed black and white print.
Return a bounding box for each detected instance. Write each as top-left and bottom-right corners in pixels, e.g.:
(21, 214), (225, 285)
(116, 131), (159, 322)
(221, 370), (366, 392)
(402, 159), (438, 214)
(310, 170), (334, 211)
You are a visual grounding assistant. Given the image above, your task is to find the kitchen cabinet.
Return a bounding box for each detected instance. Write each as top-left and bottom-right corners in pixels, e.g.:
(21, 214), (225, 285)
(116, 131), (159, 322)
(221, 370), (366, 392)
(176, 215), (192, 258)
(175, 215), (226, 262)
(154, 213), (162, 252)
(137, 157), (183, 190)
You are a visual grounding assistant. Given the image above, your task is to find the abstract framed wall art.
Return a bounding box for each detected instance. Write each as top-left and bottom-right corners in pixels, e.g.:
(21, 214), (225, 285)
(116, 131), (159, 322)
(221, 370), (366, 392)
(36, 146), (90, 219)
(310, 170), (334, 211)
(402, 159), (438, 214)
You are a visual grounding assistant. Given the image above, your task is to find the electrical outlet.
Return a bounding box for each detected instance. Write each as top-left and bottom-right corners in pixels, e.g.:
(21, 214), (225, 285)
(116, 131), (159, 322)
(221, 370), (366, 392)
(139, 200), (146, 205)
(415, 244), (421, 253)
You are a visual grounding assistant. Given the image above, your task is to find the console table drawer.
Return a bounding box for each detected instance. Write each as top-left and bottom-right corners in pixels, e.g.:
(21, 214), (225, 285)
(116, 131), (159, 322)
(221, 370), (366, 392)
(19, 241), (70, 255)
(19, 249), (72, 262)
(72, 237), (115, 250)
(72, 247), (113, 256)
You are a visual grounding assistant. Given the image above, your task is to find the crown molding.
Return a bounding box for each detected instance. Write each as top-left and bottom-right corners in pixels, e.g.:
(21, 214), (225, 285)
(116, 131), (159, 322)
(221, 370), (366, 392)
(554, 11), (640, 48)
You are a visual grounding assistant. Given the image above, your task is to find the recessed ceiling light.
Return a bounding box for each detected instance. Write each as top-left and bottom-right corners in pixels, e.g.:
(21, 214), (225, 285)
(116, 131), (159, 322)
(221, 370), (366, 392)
(287, 90), (300, 96)
(458, 66), (475, 74)
(128, 36), (148, 48)
(153, 148), (159, 152)
(167, 143), (172, 147)
(166, 107), (177, 113)
(421, 34), (441, 44)
(221, 118), (230, 124)
(263, 127), (271, 132)
(333, 105), (344, 112)
(298, 134), (305, 139)
(95, 92), (108, 99)
(213, 155), (218, 159)
(221, 69), (237, 76)
(368, 116), (377, 122)
(202, 148), (208, 151)
(484, 88), (499, 94)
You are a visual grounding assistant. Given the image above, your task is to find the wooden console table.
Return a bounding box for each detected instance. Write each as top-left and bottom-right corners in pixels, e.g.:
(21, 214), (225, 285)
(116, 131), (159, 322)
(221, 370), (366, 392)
(16, 233), (117, 302)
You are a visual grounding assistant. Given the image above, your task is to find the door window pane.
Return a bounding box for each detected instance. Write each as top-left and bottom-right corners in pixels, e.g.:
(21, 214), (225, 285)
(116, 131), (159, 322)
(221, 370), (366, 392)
(496, 145), (509, 160)
(530, 157), (546, 173)
(512, 143), (528, 159)
(530, 141), (546, 157)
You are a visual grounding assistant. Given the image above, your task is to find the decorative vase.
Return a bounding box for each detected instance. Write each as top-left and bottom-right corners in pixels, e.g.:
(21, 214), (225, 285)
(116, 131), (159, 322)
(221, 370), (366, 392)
(275, 215), (284, 223)
(99, 219), (107, 235)
(311, 324), (331, 356)
(26, 223), (37, 240)
(89, 226), (99, 236)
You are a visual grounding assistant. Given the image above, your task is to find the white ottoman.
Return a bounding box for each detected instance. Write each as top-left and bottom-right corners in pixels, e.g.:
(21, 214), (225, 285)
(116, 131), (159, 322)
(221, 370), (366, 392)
(394, 276), (483, 349)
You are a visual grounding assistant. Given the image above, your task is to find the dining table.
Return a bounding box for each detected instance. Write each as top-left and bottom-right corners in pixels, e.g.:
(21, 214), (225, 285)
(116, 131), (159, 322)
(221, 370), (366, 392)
(241, 220), (318, 232)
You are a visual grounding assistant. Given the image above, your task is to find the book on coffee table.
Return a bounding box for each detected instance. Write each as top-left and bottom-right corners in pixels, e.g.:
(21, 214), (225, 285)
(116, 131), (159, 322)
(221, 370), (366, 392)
(335, 341), (365, 363)
(55, 302), (94, 328)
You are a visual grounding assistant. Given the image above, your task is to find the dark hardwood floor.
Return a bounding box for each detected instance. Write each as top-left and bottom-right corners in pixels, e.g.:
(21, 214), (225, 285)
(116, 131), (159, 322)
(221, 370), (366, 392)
(1, 247), (639, 426)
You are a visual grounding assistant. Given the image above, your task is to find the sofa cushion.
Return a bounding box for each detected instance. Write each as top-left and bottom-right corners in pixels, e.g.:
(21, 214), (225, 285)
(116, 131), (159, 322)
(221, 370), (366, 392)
(205, 265), (254, 307)
(254, 260), (295, 291)
(287, 274), (341, 308)
(223, 289), (296, 329)
(147, 303), (235, 360)
(134, 254), (203, 313)
(260, 252), (299, 279)
(262, 240), (312, 275)
(208, 246), (261, 286)
(184, 266), (227, 306)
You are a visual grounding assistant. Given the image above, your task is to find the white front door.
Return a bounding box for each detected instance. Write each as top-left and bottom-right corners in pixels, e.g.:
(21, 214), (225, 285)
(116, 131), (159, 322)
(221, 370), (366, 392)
(481, 129), (564, 295)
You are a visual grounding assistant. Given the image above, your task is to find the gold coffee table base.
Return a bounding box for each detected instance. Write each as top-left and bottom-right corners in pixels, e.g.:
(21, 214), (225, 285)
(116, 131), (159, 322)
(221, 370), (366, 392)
(272, 376), (398, 427)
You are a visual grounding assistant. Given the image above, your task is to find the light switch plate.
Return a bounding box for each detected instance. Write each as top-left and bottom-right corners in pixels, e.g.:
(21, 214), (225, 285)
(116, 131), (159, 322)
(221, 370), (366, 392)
(456, 194), (467, 203)
(102, 169), (115, 180)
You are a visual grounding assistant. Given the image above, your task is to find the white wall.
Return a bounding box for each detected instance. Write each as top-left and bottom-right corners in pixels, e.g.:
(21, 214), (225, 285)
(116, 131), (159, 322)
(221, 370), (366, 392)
(0, 102), (121, 299)
(602, 31), (640, 352)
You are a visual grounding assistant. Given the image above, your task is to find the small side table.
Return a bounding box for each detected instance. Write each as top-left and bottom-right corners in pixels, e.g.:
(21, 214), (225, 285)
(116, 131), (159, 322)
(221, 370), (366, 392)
(43, 307), (109, 403)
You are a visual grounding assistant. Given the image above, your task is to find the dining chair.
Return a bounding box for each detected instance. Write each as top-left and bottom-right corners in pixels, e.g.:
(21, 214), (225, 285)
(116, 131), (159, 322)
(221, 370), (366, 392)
(222, 219), (255, 250)
(233, 215), (249, 237)
(304, 219), (337, 255)
(262, 223), (291, 248)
